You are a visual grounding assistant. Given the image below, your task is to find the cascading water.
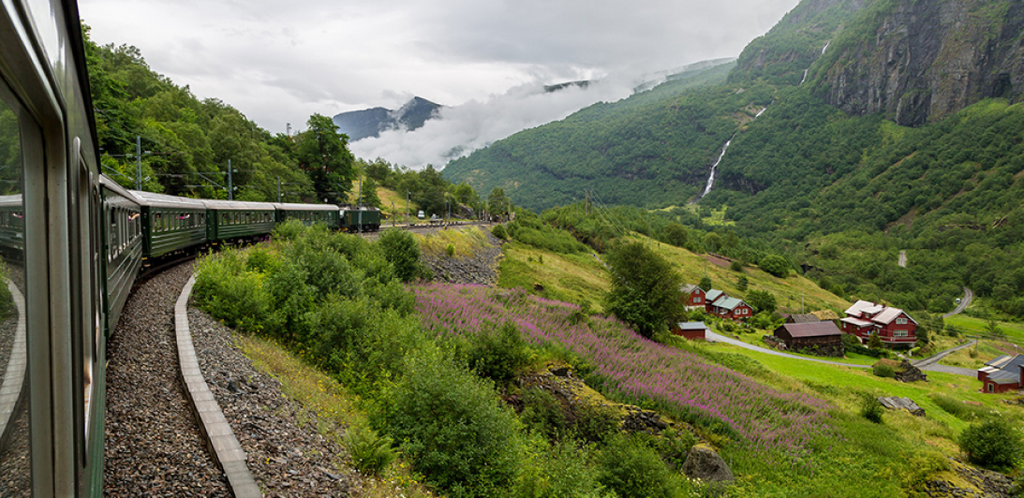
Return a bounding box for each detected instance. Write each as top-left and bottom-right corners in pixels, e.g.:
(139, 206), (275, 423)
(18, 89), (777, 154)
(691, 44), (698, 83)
(822, 41), (830, 54)
(700, 139), (732, 198)
(800, 69), (809, 85)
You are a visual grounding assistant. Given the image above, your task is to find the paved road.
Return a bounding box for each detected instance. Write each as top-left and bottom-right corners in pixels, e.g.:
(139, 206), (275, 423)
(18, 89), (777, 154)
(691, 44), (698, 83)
(942, 287), (974, 319)
(705, 331), (977, 377)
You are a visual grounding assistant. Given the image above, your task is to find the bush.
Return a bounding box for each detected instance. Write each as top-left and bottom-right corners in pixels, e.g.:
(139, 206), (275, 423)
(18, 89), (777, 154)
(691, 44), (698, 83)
(760, 254), (790, 278)
(872, 362), (896, 378)
(492, 224), (509, 240)
(193, 250), (271, 333)
(737, 275), (748, 291)
(860, 394), (884, 424)
(520, 388), (568, 441)
(384, 345), (525, 498)
(446, 243), (456, 257)
(596, 434), (681, 498)
(464, 321), (533, 385)
(730, 260), (743, 272)
(344, 422), (397, 475)
(959, 419), (1023, 469)
(377, 229), (430, 282)
(574, 403), (620, 444)
(513, 437), (606, 498)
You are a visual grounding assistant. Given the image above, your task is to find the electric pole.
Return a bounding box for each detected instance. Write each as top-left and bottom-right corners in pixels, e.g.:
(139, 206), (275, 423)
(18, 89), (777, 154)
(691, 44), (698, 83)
(227, 159), (233, 200)
(136, 135), (142, 190)
(277, 176), (281, 203)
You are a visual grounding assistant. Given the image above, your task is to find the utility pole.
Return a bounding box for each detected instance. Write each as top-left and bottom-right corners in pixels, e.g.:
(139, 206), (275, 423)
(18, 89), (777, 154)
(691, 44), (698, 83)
(406, 190), (410, 226)
(227, 159), (233, 200)
(136, 135), (142, 190)
(277, 176), (282, 203)
(391, 201), (395, 227)
(357, 178), (363, 234)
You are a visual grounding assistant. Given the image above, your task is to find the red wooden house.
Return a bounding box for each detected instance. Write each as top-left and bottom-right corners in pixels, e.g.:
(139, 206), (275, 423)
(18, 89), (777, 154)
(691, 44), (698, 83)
(977, 354), (1024, 393)
(671, 321), (709, 340)
(840, 300), (917, 348)
(706, 292), (754, 321)
(680, 284), (706, 309)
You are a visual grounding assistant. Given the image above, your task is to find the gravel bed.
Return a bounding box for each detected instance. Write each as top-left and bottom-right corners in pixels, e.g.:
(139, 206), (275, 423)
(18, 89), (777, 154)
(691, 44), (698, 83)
(188, 307), (358, 497)
(422, 228), (504, 285)
(104, 262), (231, 497)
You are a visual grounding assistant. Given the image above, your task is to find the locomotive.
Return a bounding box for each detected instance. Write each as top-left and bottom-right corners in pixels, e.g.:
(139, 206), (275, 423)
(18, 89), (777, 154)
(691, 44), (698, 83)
(0, 1), (379, 495)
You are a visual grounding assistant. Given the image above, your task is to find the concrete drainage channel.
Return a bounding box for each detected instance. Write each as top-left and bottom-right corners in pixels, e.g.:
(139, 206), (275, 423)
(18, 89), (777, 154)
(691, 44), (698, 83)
(175, 275), (262, 498)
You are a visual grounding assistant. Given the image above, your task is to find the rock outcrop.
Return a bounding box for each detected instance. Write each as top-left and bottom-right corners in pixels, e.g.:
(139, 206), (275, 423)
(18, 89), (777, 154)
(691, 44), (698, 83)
(682, 444), (736, 482)
(820, 0), (1024, 126)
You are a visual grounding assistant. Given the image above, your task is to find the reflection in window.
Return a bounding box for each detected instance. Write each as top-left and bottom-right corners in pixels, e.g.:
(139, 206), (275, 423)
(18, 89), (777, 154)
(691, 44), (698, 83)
(0, 88), (29, 495)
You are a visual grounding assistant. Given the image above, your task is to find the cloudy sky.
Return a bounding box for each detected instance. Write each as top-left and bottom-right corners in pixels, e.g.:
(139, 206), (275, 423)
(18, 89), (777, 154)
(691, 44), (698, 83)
(79, 0), (801, 168)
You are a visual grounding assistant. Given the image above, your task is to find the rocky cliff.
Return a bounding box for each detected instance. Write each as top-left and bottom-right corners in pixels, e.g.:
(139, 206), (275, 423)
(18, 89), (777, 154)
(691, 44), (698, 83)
(818, 0), (1024, 126)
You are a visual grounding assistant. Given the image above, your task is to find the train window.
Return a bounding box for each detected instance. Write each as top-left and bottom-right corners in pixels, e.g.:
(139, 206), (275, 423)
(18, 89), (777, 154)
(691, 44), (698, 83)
(0, 77), (29, 494)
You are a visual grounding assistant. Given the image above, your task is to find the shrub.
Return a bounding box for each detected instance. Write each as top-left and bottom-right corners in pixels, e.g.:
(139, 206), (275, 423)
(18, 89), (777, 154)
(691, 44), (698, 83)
(520, 388), (568, 441)
(384, 345), (524, 498)
(872, 362), (896, 378)
(344, 422), (397, 475)
(651, 428), (697, 470)
(959, 419), (1023, 469)
(272, 219), (306, 241)
(737, 275), (748, 291)
(446, 243), (456, 257)
(377, 229), (430, 282)
(492, 224), (509, 240)
(513, 437), (605, 498)
(465, 321), (533, 385)
(573, 403), (619, 444)
(860, 394), (884, 424)
(760, 254), (790, 278)
(730, 260), (743, 272)
(596, 434), (680, 498)
(193, 250), (271, 333)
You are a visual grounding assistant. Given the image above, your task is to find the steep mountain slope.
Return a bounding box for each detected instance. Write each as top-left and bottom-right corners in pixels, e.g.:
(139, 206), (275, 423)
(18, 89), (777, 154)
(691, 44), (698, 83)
(813, 0), (1024, 126)
(443, 61), (741, 211)
(333, 96), (442, 141)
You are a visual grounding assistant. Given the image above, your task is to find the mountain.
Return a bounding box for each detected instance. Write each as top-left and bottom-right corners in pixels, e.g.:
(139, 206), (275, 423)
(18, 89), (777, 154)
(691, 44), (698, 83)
(332, 96), (442, 141)
(443, 0), (1024, 318)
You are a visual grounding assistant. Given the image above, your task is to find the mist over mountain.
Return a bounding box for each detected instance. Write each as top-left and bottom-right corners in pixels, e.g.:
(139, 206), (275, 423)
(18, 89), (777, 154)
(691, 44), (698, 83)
(332, 97), (442, 141)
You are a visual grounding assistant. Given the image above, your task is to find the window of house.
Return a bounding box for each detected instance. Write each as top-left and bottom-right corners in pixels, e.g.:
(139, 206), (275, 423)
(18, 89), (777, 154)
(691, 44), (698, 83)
(896, 318), (907, 325)
(695, 297), (702, 303)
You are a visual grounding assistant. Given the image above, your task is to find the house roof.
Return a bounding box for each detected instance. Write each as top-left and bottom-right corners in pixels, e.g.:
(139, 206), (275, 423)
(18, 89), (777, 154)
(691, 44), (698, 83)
(788, 314), (820, 323)
(706, 289), (726, 303)
(840, 317), (873, 328)
(978, 354), (1024, 383)
(873, 307), (917, 325)
(680, 284), (704, 294)
(676, 322), (709, 331)
(715, 296), (746, 311)
(845, 300), (877, 316)
(775, 322), (842, 338)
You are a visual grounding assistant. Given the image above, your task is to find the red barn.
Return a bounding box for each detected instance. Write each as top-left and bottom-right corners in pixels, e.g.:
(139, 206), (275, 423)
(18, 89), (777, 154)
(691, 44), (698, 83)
(671, 321), (709, 340)
(680, 284), (706, 309)
(840, 300), (917, 348)
(977, 354), (1024, 394)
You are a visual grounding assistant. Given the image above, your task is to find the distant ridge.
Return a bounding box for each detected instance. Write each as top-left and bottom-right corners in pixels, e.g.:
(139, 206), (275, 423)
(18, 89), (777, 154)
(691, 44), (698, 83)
(332, 96), (442, 141)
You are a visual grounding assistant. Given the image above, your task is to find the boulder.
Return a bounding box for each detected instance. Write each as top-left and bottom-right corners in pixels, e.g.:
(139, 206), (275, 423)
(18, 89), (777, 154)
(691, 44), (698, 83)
(682, 443), (735, 482)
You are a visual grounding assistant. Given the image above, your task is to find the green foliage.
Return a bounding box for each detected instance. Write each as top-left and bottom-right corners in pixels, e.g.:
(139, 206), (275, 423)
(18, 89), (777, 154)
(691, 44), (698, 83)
(595, 434), (682, 498)
(384, 345), (525, 498)
(737, 275), (749, 291)
(192, 250), (271, 333)
(659, 223), (689, 248)
(572, 404), (620, 445)
(513, 438), (608, 498)
(463, 322), (533, 386)
(294, 114), (356, 205)
(605, 241), (685, 338)
(492, 224), (509, 240)
(489, 187), (509, 216)
(445, 243), (455, 258)
(507, 212), (588, 254)
(699, 276), (713, 292)
(860, 394), (884, 424)
(868, 331), (884, 350)
(377, 229), (430, 282)
(746, 289), (777, 314)
(520, 388), (568, 441)
(759, 254), (790, 278)
(872, 362), (896, 378)
(343, 422), (397, 476)
(730, 260), (744, 272)
(359, 177), (382, 208)
(929, 394), (995, 422)
(958, 419), (1023, 469)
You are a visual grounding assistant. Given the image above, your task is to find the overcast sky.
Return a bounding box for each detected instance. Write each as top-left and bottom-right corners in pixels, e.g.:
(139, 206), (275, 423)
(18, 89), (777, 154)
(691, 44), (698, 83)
(79, 0), (801, 167)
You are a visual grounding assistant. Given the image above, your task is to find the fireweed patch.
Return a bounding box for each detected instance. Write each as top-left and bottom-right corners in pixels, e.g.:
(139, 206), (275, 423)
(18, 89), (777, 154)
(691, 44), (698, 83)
(412, 283), (835, 457)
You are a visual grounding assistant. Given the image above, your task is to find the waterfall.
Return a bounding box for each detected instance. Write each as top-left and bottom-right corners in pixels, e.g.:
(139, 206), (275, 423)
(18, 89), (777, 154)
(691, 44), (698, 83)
(799, 69), (809, 85)
(700, 139), (731, 198)
(822, 41), (830, 55)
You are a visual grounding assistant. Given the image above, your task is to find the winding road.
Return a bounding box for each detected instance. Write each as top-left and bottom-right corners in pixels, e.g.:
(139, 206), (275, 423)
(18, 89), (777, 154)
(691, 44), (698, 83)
(705, 331), (978, 377)
(943, 287), (974, 319)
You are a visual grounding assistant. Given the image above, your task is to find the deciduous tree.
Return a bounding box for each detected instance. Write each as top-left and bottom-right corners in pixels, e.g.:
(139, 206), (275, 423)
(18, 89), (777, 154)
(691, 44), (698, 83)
(605, 241), (684, 338)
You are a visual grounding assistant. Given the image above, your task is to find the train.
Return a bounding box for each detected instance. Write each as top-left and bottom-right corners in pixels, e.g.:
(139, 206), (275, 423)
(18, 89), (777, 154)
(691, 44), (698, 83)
(0, 1), (379, 495)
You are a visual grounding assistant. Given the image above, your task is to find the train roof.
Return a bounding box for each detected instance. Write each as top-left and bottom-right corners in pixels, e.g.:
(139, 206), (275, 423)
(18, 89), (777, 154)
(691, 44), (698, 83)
(273, 203), (339, 212)
(340, 205), (380, 211)
(129, 190), (208, 210)
(99, 175), (140, 201)
(201, 199), (277, 211)
(0, 194), (23, 208)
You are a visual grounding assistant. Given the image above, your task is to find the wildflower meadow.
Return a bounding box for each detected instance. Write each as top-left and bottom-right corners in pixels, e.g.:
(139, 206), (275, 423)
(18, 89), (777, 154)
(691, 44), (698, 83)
(412, 283), (836, 457)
